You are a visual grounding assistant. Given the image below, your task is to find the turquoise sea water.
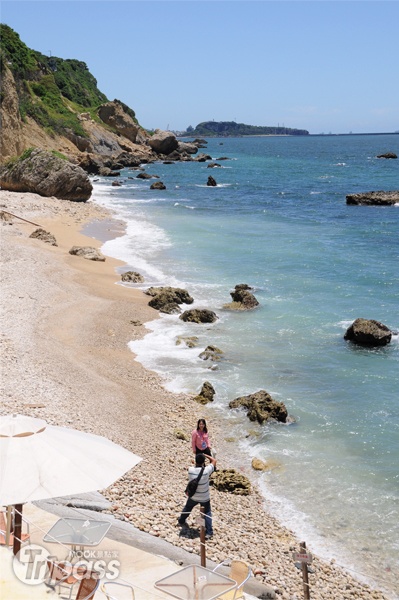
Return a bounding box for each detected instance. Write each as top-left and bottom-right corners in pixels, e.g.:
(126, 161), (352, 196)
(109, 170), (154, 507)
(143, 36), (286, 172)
(91, 134), (399, 598)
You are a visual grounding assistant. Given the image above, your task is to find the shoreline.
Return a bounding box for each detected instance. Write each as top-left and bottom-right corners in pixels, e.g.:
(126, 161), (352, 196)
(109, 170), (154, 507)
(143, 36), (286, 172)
(0, 190), (393, 600)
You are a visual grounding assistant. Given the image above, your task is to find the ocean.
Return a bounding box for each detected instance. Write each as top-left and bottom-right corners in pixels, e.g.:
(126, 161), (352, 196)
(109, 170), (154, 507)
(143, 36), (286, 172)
(89, 134), (399, 598)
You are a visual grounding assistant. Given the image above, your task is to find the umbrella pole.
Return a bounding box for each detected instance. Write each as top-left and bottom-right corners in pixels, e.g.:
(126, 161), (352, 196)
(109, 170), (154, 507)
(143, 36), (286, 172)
(13, 504), (23, 556)
(5, 505), (13, 546)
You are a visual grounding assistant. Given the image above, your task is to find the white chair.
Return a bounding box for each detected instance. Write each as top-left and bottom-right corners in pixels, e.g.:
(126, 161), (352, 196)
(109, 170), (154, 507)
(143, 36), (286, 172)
(101, 581), (135, 600)
(212, 559), (252, 600)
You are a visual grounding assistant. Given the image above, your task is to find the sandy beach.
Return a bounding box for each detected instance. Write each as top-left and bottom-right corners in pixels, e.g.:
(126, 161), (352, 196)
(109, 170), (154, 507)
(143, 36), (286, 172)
(0, 189), (392, 600)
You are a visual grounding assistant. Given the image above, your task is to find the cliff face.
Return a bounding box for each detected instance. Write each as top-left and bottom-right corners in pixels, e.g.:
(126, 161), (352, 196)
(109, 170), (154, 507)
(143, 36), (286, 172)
(0, 64), (25, 159)
(0, 24), (154, 165)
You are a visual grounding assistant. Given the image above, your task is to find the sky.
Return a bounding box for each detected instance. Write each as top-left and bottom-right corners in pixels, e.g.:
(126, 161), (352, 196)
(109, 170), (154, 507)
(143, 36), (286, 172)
(1, 1), (398, 134)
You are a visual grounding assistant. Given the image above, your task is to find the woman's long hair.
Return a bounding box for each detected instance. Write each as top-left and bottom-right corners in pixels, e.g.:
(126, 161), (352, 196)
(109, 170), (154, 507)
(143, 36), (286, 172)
(197, 418), (208, 433)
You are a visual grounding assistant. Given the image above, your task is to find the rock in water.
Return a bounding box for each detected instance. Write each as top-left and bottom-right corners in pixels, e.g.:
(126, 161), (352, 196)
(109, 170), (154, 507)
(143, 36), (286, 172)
(344, 318), (392, 346)
(0, 148), (92, 201)
(229, 390), (288, 424)
(346, 191), (399, 206)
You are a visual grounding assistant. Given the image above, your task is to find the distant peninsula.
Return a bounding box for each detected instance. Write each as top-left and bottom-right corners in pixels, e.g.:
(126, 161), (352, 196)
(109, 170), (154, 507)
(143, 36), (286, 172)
(180, 121), (309, 137)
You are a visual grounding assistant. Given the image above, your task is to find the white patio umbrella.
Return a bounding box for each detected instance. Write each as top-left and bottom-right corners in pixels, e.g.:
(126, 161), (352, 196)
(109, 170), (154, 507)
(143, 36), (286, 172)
(0, 414), (142, 552)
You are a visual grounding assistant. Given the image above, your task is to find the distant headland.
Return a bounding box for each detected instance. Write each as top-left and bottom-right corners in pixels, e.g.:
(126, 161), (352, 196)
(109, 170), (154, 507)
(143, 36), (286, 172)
(179, 121), (309, 137)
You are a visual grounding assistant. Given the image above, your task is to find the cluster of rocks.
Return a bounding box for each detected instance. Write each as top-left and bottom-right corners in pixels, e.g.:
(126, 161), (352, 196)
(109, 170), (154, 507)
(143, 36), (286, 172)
(223, 284), (259, 310)
(229, 390), (289, 424)
(144, 286), (194, 315)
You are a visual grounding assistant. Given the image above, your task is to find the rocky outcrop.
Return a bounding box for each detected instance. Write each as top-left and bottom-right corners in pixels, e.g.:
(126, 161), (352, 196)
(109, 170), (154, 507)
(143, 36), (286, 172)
(211, 469), (251, 495)
(121, 271), (144, 283)
(198, 346), (224, 361)
(346, 191), (399, 206)
(229, 390), (288, 424)
(150, 181), (166, 190)
(147, 130), (178, 155)
(177, 141), (198, 155)
(193, 381), (215, 404)
(29, 228), (57, 246)
(98, 101), (139, 143)
(251, 458), (282, 472)
(224, 285), (259, 310)
(69, 246), (106, 261)
(344, 318), (392, 346)
(0, 149), (92, 201)
(145, 287), (194, 314)
(176, 336), (198, 348)
(376, 152), (397, 159)
(179, 309), (218, 324)
(207, 176), (217, 186)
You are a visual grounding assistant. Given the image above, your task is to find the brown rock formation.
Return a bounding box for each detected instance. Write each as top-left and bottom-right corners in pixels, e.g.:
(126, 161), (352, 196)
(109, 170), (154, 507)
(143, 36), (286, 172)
(344, 318), (392, 346)
(0, 149), (92, 201)
(229, 390), (288, 424)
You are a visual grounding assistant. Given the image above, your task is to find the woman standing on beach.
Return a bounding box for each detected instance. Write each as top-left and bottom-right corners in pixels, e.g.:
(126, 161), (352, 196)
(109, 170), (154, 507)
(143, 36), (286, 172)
(192, 419), (212, 458)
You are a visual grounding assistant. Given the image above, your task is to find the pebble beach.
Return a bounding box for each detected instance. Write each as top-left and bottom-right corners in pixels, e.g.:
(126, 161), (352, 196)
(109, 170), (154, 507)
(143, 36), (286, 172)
(0, 189), (392, 600)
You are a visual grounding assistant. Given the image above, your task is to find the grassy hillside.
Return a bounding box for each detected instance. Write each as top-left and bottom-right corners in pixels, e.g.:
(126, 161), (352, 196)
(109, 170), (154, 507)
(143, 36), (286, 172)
(0, 24), (122, 138)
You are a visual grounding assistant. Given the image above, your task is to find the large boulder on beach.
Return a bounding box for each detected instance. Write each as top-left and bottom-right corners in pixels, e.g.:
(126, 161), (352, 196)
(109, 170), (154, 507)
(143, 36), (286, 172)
(69, 246), (106, 261)
(180, 309), (218, 324)
(177, 141), (198, 155)
(211, 469), (251, 495)
(147, 130), (178, 155)
(0, 148), (92, 201)
(229, 390), (288, 424)
(346, 191), (399, 206)
(344, 318), (392, 346)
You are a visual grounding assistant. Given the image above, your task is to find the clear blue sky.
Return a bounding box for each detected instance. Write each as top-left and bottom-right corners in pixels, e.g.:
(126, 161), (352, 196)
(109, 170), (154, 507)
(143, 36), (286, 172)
(2, 1), (398, 134)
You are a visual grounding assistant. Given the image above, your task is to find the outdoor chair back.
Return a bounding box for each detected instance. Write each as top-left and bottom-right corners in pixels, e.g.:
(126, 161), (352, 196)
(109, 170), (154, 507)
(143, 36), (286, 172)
(213, 559), (252, 600)
(45, 560), (99, 600)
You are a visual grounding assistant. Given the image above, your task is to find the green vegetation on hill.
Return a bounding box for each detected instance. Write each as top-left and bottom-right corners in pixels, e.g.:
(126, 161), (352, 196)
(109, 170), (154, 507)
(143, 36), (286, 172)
(183, 121), (309, 137)
(0, 24), (109, 137)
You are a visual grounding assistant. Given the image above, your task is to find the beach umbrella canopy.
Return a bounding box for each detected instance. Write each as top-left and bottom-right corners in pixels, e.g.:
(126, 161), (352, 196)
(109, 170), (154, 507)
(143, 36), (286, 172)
(0, 414), (142, 506)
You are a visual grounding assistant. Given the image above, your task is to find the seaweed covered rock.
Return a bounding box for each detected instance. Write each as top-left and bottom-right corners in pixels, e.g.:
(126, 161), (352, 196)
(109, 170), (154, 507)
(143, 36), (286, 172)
(0, 148), (92, 201)
(211, 469), (251, 495)
(180, 309), (218, 324)
(229, 390), (288, 424)
(344, 318), (392, 346)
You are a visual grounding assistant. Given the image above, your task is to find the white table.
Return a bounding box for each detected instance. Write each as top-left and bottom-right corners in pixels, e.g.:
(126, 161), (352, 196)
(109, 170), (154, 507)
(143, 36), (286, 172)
(43, 517), (111, 559)
(155, 564), (236, 600)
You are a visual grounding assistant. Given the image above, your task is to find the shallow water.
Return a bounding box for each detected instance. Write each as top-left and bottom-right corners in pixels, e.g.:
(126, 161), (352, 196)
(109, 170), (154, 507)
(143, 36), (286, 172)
(90, 134), (399, 598)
